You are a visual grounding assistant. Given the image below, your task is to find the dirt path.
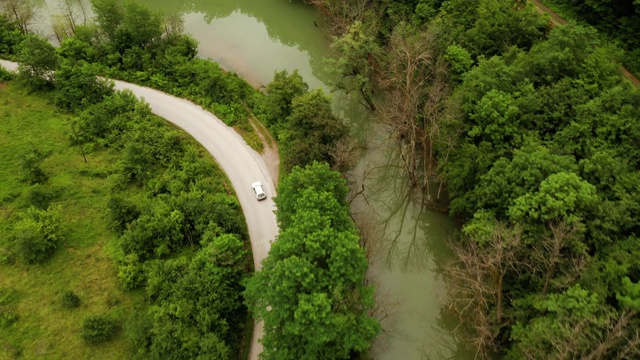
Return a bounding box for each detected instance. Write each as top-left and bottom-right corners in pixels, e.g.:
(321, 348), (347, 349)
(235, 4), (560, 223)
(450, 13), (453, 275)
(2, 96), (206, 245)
(529, 0), (640, 87)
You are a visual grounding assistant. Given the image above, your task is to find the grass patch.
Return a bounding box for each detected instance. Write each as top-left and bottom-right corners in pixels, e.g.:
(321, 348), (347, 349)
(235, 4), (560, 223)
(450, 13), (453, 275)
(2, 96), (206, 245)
(0, 82), (138, 359)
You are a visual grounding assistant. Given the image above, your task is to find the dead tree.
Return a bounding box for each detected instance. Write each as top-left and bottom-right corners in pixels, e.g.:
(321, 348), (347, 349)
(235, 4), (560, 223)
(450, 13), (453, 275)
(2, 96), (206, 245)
(531, 221), (589, 295)
(377, 24), (453, 203)
(1, 0), (37, 35)
(444, 222), (526, 358)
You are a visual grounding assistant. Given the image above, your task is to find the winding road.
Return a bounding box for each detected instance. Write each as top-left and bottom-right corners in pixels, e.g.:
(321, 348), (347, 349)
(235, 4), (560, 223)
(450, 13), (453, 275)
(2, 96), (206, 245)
(0, 59), (274, 360)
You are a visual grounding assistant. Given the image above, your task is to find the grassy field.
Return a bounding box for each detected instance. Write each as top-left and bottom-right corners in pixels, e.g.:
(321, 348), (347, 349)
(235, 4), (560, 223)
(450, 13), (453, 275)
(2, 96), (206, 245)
(0, 81), (141, 359)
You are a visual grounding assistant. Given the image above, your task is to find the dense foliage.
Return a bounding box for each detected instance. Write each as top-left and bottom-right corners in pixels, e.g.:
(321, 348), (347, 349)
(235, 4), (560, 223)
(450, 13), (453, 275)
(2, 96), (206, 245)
(244, 162), (379, 359)
(13, 205), (64, 264)
(552, 0), (640, 74)
(259, 69), (349, 173)
(78, 0), (255, 127)
(73, 88), (250, 358)
(313, 0), (640, 358)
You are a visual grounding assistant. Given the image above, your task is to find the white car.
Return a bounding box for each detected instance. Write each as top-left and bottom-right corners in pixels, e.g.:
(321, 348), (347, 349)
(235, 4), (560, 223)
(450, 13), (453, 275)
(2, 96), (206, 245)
(252, 181), (267, 201)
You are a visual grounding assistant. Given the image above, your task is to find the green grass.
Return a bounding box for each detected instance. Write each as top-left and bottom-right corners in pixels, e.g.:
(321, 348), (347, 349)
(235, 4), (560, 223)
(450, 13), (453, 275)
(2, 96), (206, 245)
(0, 82), (140, 359)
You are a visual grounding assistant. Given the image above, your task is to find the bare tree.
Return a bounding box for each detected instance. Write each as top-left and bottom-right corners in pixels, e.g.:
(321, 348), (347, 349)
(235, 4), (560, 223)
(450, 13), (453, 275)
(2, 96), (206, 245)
(51, 0), (90, 42)
(163, 12), (184, 37)
(584, 310), (640, 360)
(305, 0), (371, 34)
(1, 0), (38, 34)
(531, 221), (589, 295)
(377, 24), (453, 204)
(444, 222), (526, 358)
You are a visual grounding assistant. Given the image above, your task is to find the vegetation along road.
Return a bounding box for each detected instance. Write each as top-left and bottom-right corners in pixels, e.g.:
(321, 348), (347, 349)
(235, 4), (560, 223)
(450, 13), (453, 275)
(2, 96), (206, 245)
(0, 58), (276, 360)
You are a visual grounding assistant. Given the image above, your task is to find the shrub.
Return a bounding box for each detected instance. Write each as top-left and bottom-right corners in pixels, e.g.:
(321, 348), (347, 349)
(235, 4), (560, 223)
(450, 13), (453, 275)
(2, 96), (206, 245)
(61, 291), (81, 309)
(0, 288), (19, 328)
(13, 206), (64, 264)
(82, 315), (118, 344)
(117, 254), (145, 291)
(24, 184), (57, 209)
(18, 147), (48, 185)
(0, 247), (15, 265)
(0, 65), (12, 81)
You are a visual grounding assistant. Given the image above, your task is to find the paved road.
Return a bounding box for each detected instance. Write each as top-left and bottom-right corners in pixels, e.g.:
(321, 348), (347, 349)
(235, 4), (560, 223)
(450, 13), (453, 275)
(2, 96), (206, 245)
(0, 59), (274, 359)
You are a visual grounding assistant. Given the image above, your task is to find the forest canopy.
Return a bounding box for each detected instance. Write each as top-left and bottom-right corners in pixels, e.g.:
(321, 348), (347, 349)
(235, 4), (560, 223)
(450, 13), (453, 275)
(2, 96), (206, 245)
(312, 0), (640, 358)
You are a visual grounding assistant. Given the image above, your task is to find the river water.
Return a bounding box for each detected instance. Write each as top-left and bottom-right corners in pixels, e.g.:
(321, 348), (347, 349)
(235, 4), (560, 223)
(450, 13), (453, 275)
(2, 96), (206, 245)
(33, 0), (463, 358)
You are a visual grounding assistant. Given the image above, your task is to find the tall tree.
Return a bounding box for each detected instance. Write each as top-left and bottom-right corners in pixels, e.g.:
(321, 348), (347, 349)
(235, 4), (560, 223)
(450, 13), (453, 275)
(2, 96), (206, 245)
(326, 19), (380, 111)
(244, 163), (379, 359)
(281, 90), (349, 171)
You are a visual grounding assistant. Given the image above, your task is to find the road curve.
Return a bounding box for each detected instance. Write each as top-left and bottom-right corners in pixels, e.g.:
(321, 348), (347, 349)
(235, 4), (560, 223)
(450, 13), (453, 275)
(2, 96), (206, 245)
(0, 59), (273, 359)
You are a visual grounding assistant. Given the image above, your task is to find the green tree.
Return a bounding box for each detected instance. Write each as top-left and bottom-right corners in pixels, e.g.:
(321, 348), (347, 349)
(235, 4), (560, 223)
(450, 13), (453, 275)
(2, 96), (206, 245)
(281, 90), (349, 171)
(263, 69), (308, 130)
(326, 20), (380, 111)
(53, 61), (114, 112)
(508, 172), (598, 224)
(464, 0), (548, 57)
(90, 0), (124, 42)
(444, 44), (473, 81)
(16, 35), (59, 90)
(114, 1), (163, 51)
(244, 163), (379, 360)
(274, 161), (349, 229)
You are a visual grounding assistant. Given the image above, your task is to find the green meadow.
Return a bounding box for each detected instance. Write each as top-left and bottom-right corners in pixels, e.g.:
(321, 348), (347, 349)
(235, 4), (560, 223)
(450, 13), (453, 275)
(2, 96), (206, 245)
(0, 81), (138, 359)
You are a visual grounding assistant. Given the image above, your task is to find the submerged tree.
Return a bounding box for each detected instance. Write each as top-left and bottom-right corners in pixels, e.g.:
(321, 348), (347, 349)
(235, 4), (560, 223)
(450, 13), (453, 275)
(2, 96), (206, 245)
(0, 0), (37, 35)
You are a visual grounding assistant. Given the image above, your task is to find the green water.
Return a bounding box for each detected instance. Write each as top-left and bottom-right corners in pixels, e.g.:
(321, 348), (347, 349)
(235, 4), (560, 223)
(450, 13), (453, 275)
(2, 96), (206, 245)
(34, 1), (464, 358)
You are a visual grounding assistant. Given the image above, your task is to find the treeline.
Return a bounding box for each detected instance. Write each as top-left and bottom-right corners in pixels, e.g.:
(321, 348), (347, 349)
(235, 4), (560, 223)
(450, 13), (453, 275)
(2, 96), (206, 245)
(244, 162), (379, 359)
(1, 14), (252, 360)
(312, 0), (640, 358)
(2, 0), (253, 127)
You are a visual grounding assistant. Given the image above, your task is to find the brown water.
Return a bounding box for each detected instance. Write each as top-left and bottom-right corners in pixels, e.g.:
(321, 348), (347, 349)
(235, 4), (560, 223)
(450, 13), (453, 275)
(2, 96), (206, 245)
(33, 1), (465, 358)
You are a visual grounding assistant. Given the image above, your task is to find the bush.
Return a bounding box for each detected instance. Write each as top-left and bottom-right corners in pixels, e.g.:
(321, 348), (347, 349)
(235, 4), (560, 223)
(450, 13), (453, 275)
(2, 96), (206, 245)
(0, 65), (13, 81)
(117, 254), (145, 291)
(13, 206), (64, 264)
(23, 184), (57, 209)
(18, 147), (48, 185)
(82, 315), (118, 344)
(61, 291), (81, 309)
(0, 247), (15, 265)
